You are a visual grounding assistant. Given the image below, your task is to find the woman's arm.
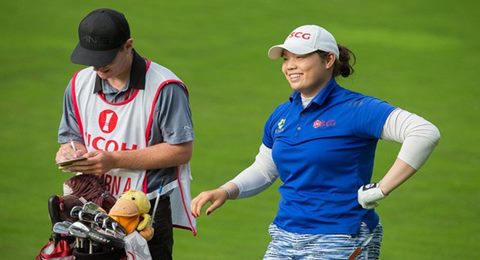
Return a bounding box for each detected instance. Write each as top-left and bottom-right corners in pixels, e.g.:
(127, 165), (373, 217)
(191, 144), (278, 217)
(358, 108), (440, 208)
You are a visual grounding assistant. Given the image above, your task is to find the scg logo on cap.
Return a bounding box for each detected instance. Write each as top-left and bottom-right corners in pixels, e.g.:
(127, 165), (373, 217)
(289, 31), (311, 40)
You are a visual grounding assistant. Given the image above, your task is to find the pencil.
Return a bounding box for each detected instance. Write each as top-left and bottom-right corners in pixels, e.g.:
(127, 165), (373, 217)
(70, 140), (77, 153)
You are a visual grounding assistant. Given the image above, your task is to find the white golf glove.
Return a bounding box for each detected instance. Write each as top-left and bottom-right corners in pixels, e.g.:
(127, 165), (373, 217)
(357, 183), (385, 209)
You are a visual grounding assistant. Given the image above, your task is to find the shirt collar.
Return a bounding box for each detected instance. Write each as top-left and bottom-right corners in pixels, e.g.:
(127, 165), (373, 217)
(93, 49), (146, 93)
(289, 78), (338, 107)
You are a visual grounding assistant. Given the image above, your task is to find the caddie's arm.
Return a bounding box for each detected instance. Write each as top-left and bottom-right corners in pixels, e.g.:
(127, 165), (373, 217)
(60, 141), (192, 175)
(358, 108), (440, 209)
(108, 141), (193, 169)
(56, 81), (88, 164)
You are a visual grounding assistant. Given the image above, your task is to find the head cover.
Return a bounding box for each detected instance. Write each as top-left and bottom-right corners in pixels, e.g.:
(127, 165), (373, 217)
(268, 25), (339, 60)
(71, 8), (130, 67)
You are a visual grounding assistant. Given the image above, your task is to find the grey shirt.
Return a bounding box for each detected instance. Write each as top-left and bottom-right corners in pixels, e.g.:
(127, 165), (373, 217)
(58, 61), (194, 193)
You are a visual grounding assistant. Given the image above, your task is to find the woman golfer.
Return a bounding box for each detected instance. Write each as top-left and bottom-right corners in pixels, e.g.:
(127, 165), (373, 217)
(191, 25), (440, 259)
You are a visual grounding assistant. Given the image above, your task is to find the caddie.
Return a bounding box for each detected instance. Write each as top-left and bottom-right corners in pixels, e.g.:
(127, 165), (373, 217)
(55, 8), (196, 260)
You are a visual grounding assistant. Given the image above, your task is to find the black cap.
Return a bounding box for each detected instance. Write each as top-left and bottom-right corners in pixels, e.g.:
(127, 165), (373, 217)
(71, 8), (130, 67)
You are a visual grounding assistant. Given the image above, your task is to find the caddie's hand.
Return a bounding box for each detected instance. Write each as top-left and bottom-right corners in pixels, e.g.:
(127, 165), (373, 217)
(55, 142), (87, 163)
(60, 150), (115, 175)
(357, 183), (385, 209)
(191, 189), (228, 218)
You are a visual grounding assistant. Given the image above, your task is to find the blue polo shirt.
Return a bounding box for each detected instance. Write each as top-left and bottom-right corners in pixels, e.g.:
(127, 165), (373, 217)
(262, 79), (395, 235)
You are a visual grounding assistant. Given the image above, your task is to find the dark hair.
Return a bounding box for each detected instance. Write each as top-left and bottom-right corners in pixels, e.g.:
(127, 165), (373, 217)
(317, 44), (356, 78)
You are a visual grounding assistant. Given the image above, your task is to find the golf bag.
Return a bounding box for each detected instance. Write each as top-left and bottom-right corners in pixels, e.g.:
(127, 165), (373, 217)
(38, 193), (154, 260)
(36, 236), (72, 260)
(36, 195), (74, 260)
(37, 194), (127, 260)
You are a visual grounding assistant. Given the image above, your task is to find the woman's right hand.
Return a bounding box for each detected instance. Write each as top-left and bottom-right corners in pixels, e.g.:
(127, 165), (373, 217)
(190, 188), (228, 218)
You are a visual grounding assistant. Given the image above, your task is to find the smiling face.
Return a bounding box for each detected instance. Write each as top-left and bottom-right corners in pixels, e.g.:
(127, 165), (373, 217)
(281, 50), (335, 97)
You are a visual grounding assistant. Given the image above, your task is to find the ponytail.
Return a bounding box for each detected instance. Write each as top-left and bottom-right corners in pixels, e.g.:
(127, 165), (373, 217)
(317, 45), (356, 78)
(333, 44), (355, 78)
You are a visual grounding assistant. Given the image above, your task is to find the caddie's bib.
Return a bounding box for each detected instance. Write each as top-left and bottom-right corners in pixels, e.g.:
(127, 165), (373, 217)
(71, 60), (181, 198)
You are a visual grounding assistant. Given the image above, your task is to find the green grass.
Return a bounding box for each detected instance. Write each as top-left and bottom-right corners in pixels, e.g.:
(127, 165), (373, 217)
(1, 0), (478, 259)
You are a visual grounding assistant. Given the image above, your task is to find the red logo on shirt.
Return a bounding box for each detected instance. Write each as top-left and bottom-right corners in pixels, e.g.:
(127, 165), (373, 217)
(98, 109), (118, 134)
(313, 120), (336, 128)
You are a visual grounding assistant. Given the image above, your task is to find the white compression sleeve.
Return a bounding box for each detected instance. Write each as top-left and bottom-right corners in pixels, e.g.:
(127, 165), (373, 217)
(381, 108), (441, 170)
(226, 144), (279, 199)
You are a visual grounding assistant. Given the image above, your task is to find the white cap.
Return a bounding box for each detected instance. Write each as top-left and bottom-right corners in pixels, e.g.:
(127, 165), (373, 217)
(268, 25), (339, 60)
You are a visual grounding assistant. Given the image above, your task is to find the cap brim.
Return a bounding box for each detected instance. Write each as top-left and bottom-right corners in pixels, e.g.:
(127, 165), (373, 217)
(267, 44), (317, 60)
(71, 43), (121, 67)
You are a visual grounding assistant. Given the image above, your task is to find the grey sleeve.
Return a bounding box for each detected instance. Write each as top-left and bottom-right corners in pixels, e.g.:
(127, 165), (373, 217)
(149, 83), (194, 145)
(57, 80), (83, 144)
